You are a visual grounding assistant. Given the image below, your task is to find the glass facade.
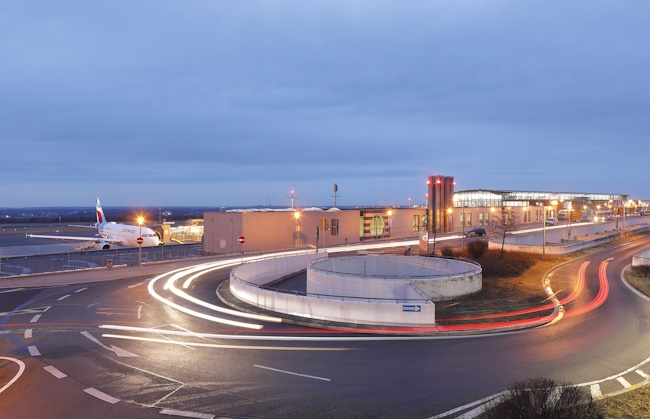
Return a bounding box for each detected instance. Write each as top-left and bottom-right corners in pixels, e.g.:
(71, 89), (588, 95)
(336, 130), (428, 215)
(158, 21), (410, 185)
(453, 190), (627, 209)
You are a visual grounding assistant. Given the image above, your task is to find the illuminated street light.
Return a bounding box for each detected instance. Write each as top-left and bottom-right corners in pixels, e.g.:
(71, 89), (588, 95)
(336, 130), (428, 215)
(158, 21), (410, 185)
(137, 216), (144, 271)
(294, 211), (300, 220)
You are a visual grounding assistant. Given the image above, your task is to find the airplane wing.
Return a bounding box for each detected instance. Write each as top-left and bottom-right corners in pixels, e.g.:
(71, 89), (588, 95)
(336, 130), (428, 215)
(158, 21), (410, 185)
(26, 234), (123, 244)
(68, 224), (97, 229)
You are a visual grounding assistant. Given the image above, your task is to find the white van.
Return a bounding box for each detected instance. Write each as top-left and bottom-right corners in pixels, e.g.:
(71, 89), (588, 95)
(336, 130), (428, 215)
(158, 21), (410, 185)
(545, 217), (559, 226)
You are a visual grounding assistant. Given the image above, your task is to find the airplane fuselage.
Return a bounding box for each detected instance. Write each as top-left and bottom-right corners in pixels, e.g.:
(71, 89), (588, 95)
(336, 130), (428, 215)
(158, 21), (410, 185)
(98, 222), (160, 247)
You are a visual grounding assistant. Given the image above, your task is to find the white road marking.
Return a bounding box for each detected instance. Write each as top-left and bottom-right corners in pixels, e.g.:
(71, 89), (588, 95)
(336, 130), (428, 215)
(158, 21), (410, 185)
(0, 306), (51, 317)
(44, 366), (67, 379)
(159, 408), (214, 419)
(170, 324), (211, 341)
(30, 314), (41, 323)
(430, 392), (505, 419)
(590, 384), (602, 398)
(28, 346), (41, 356)
(138, 305), (142, 319)
(0, 288), (25, 294)
(24, 329), (32, 339)
(87, 302), (101, 308)
(605, 257), (614, 262)
(621, 265), (650, 303)
(616, 377), (632, 388)
(157, 333), (195, 350)
(254, 364), (331, 381)
(57, 294), (71, 301)
(128, 281), (147, 289)
(81, 331), (139, 358)
(83, 387), (120, 404)
(0, 357), (26, 395)
(74, 287), (88, 293)
(636, 369), (650, 379)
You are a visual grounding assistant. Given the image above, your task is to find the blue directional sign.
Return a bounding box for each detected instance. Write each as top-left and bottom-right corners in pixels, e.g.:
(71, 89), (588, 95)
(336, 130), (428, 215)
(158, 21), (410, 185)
(402, 305), (422, 313)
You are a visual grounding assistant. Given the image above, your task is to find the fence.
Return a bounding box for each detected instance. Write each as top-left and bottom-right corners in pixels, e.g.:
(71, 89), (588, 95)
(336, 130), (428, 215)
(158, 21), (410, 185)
(0, 244), (205, 277)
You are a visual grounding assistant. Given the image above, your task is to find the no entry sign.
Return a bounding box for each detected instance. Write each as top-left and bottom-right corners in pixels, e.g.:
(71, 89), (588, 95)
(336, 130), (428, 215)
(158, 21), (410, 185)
(136, 237), (144, 245)
(238, 236), (246, 244)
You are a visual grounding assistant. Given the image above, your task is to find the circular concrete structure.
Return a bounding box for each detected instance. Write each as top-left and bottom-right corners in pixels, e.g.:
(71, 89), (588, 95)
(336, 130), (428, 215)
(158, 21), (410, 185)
(307, 255), (482, 301)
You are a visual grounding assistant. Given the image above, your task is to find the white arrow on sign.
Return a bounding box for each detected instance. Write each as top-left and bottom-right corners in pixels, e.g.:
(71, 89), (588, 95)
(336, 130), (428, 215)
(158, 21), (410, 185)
(81, 331), (139, 358)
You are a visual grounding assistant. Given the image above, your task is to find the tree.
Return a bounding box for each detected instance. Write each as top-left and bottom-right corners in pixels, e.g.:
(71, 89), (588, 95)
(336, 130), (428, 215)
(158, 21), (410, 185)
(493, 206), (518, 259)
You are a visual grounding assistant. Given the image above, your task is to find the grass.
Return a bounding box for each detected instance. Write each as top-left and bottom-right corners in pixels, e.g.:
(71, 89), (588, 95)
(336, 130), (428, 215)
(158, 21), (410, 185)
(626, 267), (650, 298)
(597, 383), (650, 418)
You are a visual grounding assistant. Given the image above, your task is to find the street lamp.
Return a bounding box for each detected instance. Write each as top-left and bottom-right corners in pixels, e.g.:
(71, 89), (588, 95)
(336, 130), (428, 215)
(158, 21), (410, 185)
(387, 209), (393, 239)
(408, 198), (411, 208)
(543, 201), (558, 261)
(568, 202), (573, 239)
(447, 208), (453, 233)
(137, 216), (144, 270)
(293, 211), (300, 248)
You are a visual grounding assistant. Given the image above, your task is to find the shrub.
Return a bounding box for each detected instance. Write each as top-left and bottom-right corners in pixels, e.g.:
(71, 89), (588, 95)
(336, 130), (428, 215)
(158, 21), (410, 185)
(466, 240), (488, 259)
(631, 265), (650, 278)
(474, 249), (536, 278)
(483, 377), (604, 419)
(440, 247), (454, 257)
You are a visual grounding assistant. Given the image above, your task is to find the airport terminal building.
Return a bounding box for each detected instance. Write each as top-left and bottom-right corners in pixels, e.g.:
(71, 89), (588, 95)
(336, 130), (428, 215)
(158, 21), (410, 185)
(203, 177), (638, 255)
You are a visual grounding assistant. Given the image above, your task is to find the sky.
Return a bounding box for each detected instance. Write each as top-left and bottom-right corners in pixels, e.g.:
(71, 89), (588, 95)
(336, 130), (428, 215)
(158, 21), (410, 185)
(1, 1), (649, 207)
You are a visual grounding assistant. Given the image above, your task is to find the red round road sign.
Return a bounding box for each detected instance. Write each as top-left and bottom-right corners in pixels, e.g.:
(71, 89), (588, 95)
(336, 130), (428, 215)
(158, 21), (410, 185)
(238, 235), (246, 244)
(136, 237), (144, 245)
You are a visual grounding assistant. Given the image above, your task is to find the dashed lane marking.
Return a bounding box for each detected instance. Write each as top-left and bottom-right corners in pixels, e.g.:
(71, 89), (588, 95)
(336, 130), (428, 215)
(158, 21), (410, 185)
(159, 408), (214, 418)
(83, 387), (120, 404)
(44, 366), (67, 379)
(24, 329), (32, 339)
(590, 384), (602, 398)
(0, 357), (26, 395)
(30, 315), (41, 323)
(616, 377), (632, 388)
(57, 294), (71, 301)
(254, 365), (331, 382)
(87, 302), (101, 308)
(74, 287), (88, 293)
(138, 305), (142, 319)
(128, 281), (147, 289)
(28, 346), (40, 356)
(637, 369), (650, 379)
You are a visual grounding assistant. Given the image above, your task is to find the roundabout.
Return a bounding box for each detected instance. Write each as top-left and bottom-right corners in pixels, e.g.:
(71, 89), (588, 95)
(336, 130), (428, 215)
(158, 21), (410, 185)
(1, 235), (650, 418)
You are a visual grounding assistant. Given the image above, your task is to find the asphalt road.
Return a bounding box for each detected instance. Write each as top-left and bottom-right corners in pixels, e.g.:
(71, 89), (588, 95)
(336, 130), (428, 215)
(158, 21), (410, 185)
(1, 235), (649, 418)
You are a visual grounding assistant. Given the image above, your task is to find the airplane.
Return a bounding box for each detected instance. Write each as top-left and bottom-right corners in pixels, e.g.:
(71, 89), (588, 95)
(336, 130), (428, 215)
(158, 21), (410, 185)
(26, 198), (162, 250)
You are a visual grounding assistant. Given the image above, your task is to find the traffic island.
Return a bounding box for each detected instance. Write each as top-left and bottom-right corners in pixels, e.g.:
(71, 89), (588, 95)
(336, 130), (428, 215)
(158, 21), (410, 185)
(228, 254), (482, 327)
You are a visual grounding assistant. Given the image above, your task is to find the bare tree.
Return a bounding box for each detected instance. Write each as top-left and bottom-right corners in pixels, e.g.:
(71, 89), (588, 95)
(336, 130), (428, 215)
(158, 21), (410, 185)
(493, 207), (518, 258)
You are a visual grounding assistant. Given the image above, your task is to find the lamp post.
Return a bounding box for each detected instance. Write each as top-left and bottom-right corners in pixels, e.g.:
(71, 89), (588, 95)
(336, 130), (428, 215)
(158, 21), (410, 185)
(542, 201), (557, 261)
(447, 208), (453, 233)
(461, 201), (466, 253)
(137, 216), (143, 270)
(387, 209), (393, 239)
(408, 198), (411, 208)
(293, 211), (300, 248)
(569, 202), (573, 239)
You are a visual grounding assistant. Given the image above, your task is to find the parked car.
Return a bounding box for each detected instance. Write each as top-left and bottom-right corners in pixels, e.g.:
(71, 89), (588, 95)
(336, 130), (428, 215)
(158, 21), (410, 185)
(545, 217), (559, 226)
(464, 227), (486, 237)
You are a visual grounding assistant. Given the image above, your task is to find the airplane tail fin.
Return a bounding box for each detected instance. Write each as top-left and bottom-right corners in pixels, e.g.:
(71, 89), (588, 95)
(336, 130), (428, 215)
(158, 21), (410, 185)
(96, 197), (107, 225)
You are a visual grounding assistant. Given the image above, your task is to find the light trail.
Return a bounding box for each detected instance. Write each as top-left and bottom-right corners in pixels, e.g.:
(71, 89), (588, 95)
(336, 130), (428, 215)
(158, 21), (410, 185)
(564, 261), (609, 318)
(102, 333), (352, 351)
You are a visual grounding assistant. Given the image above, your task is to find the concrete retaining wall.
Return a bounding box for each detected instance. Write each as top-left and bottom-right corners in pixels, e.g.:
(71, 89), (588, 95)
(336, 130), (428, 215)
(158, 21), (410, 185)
(230, 254), (436, 326)
(307, 255), (481, 301)
(633, 248), (650, 267)
(490, 221), (650, 255)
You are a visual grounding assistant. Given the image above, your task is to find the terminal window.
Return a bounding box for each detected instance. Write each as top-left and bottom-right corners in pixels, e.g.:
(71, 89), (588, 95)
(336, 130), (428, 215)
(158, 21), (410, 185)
(330, 219), (339, 236)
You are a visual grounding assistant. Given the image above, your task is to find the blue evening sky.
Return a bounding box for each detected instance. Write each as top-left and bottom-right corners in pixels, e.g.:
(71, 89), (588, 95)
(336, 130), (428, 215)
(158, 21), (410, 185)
(1, 1), (649, 207)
